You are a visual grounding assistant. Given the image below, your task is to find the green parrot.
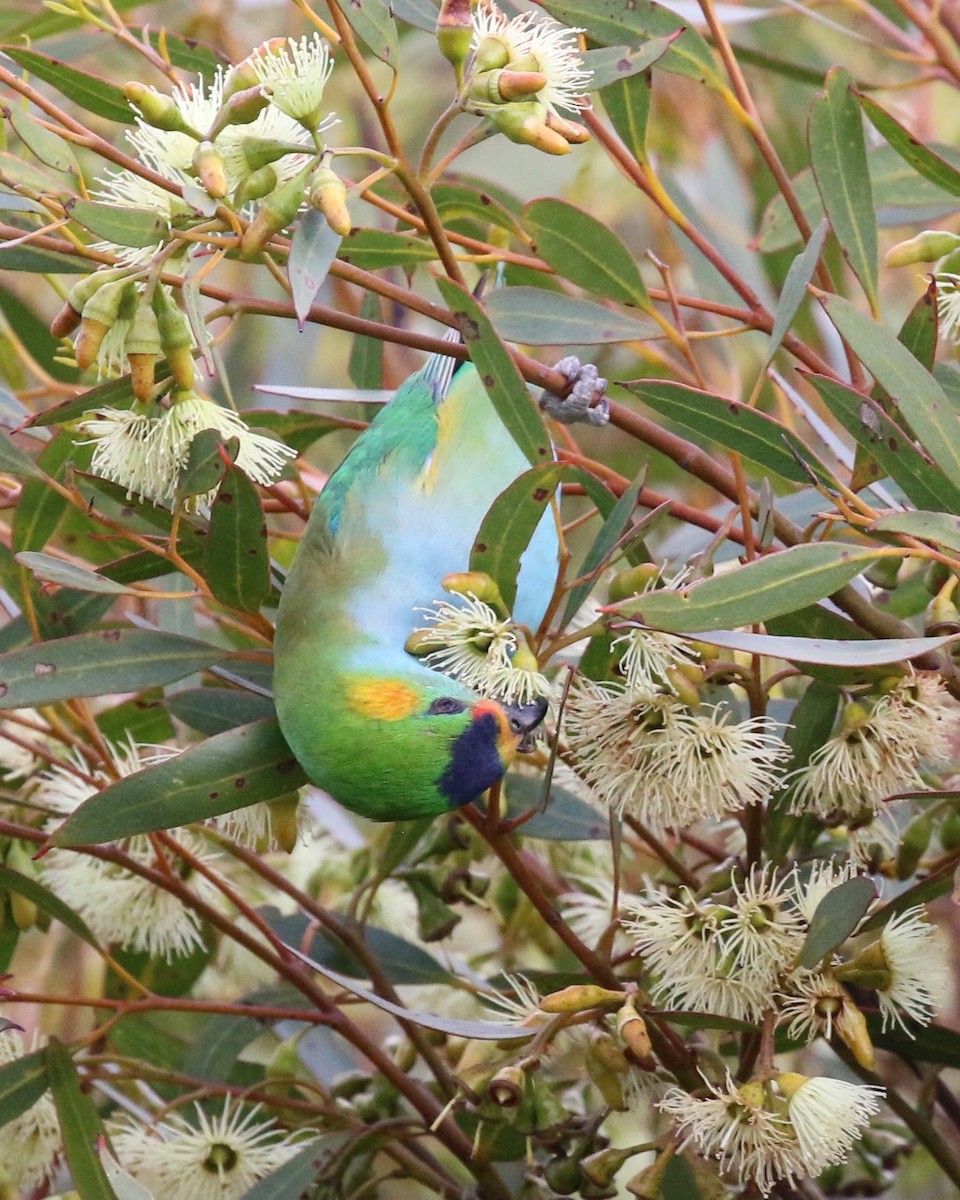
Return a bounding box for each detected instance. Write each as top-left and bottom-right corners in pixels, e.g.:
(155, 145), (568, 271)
(273, 346), (606, 821)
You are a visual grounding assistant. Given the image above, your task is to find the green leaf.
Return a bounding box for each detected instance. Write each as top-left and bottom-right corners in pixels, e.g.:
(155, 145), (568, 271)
(347, 292), (384, 388)
(871, 510), (960, 553)
(2, 47), (134, 123)
(541, 0), (724, 88)
(140, 29), (227, 80)
(12, 429), (73, 552)
(614, 543), (880, 632)
(238, 1139), (328, 1200)
(15, 552), (136, 595)
(797, 876), (876, 967)
(0, 243), (89, 273)
(0, 1045), (48, 1125)
(435, 278), (551, 466)
(505, 774), (608, 840)
(246, 409), (345, 452)
(0, 430), (43, 480)
(524, 197), (649, 308)
(110, 931), (214, 998)
(176, 428), (233, 501)
(99, 1145), (154, 1200)
(808, 66), (877, 309)
(204, 463), (272, 614)
(67, 200), (168, 249)
(0, 629), (225, 710)
(338, 228), (437, 268)
(0, 864), (101, 949)
(287, 948), (536, 1041)
(341, 0), (399, 66)
(486, 287), (654, 345)
(818, 293), (960, 491)
(190, 1014), (264, 1082)
(582, 35), (679, 90)
(624, 379), (829, 484)
(806, 373), (960, 515)
(288, 208), (341, 329)
(766, 679), (839, 856)
(859, 92), (960, 197)
(686, 628), (955, 667)
(26, 372), (141, 428)
(49, 719), (307, 846)
(601, 70), (650, 163)
(166, 687), (276, 736)
(469, 464), (564, 613)
(766, 220), (828, 363)
(561, 469), (646, 627)
(433, 181), (525, 240)
(46, 1039), (116, 1200)
(5, 105), (78, 174)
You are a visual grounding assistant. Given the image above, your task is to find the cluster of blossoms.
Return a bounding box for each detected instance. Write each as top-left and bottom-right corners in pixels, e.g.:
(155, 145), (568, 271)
(659, 1070), (883, 1196)
(787, 673), (957, 821)
(411, 587), (552, 705)
(619, 862), (948, 1038)
(28, 736), (296, 960)
(438, 0), (592, 154)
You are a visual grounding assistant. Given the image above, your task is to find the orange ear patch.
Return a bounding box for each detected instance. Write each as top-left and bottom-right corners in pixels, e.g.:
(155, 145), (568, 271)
(346, 678), (422, 722)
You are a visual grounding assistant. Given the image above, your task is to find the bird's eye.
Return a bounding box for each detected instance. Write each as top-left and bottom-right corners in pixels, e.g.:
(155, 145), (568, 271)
(428, 696), (466, 716)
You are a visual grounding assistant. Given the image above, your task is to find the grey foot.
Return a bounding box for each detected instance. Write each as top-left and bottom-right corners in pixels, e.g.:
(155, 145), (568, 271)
(539, 355), (609, 426)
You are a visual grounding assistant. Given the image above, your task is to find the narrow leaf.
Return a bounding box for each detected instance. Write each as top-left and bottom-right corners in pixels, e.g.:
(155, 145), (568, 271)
(204, 463), (272, 613)
(15, 552), (136, 595)
(469, 464), (564, 613)
(818, 293), (960, 489)
(0, 430), (43, 480)
(602, 70), (650, 163)
(486, 287), (654, 345)
(46, 1039), (116, 1200)
(624, 379), (830, 484)
(806, 373), (960, 515)
(49, 719), (307, 846)
(165, 687), (276, 735)
(808, 67), (877, 308)
(436, 278), (551, 466)
(2, 47), (134, 123)
(0, 629), (225, 710)
(67, 200), (168, 249)
(859, 92), (960, 197)
(798, 876), (876, 967)
(682, 628), (954, 666)
(341, 0), (399, 66)
(5, 106), (78, 173)
(766, 220), (827, 362)
(525, 198), (649, 307)
(286, 947), (535, 1040)
(0, 1046), (48, 1126)
(0, 865), (101, 949)
(339, 229), (436, 268)
(505, 775), (608, 840)
(871, 510), (960, 553)
(582, 35), (679, 90)
(288, 208), (341, 329)
(613, 543), (880, 632)
(238, 1138), (329, 1200)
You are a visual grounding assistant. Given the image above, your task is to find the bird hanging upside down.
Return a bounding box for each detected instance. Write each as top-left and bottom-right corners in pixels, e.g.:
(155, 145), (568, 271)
(273, 346), (607, 821)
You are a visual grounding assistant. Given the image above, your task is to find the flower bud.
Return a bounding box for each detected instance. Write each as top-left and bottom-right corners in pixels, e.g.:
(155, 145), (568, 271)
(865, 554), (902, 590)
(543, 1154), (584, 1195)
(239, 166), (311, 259)
(834, 998), (875, 1070)
(208, 86), (271, 138)
(265, 1035), (302, 1081)
(490, 103), (571, 155)
(896, 810), (933, 880)
(608, 564), (661, 604)
(223, 40), (286, 99)
(74, 278), (136, 370)
(925, 593), (960, 636)
(441, 570), (508, 616)
(268, 794), (301, 854)
(152, 287), (196, 390)
(309, 164), (351, 237)
(437, 0), (474, 78)
(405, 873), (461, 942)
(616, 997), (652, 1060)
(586, 1031), (630, 1110)
(192, 140), (228, 200)
(539, 984), (625, 1014)
(885, 229), (960, 267)
(545, 111), (591, 144)
(581, 1145), (645, 1190)
(941, 807), (960, 851)
(124, 297), (162, 403)
(470, 69), (547, 104)
(473, 34), (512, 73)
(124, 82), (199, 135)
(664, 665), (701, 708)
(233, 164), (279, 207)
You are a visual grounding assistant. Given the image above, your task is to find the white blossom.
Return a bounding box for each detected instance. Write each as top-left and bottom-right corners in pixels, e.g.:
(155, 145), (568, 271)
(249, 34), (335, 126)
(612, 625), (699, 695)
(471, 5), (592, 114)
(936, 272), (960, 342)
(872, 907), (950, 1032)
(0, 1030), (60, 1189)
(779, 1072), (883, 1177)
(111, 1099), (304, 1200)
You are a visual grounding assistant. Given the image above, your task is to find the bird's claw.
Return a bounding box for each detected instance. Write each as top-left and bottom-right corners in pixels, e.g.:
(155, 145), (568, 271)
(539, 355), (609, 426)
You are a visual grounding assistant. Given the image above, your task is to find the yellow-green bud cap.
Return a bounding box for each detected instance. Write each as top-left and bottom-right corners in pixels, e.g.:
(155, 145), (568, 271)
(239, 165), (311, 259)
(124, 298), (162, 402)
(62, 267), (132, 335)
(153, 286), (196, 390)
(473, 34), (511, 73)
(124, 82), (199, 135)
(268, 794), (301, 854)
(233, 164), (279, 207)
(309, 165), (351, 237)
(775, 1071), (808, 1101)
(441, 570), (508, 615)
(885, 229), (960, 267)
(238, 136), (296, 173)
(193, 140), (228, 199)
(545, 111), (591, 145)
(209, 85), (270, 138)
(539, 984), (625, 1013)
(925, 594), (960, 636)
(75, 278), (136, 370)
(896, 810), (933, 880)
(608, 563), (661, 603)
(834, 995), (875, 1070)
(665, 665), (701, 708)
(469, 69), (547, 104)
(437, 0), (473, 74)
(223, 41), (286, 100)
(939, 247), (960, 275)
(616, 997), (652, 1059)
(581, 1145), (644, 1190)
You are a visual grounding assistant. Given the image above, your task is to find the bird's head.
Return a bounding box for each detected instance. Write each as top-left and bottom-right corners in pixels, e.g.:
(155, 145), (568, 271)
(279, 666), (548, 821)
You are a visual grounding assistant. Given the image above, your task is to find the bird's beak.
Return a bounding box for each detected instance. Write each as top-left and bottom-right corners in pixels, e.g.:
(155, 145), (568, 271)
(502, 696), (549, 753)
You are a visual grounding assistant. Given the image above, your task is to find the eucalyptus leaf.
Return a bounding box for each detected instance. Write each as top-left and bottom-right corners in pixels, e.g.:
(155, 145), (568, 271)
(15, 551), (137, 595)
(68, 199), (168, 249)
(49, 719), (306, 846)
(2, 47), (134, 123)
(682, 627), (955, 666)
(859, 92), (960, 197)
(5, 105), (78, 174)
(797, 876), (876, 967)
(204, 462), (272, 614)
(288, 208), (341, 329)
(46, 1038), (117, 1200)
(871, 510), (960, 553)
(486, 287), (654, 345)
(0, 1047), (48, 1127)
(766, 220), (827, 362)
(339, 229), (437, 268)
(583, 35), (679, 90)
